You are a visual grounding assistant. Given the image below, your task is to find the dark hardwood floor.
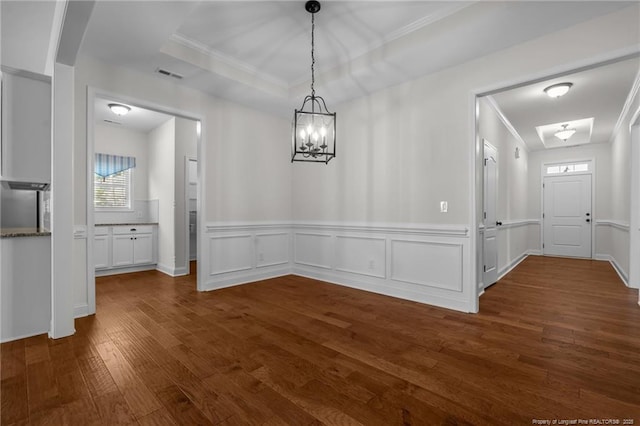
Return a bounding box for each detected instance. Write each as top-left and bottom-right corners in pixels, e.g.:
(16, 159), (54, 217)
(2, 256), (640, 425)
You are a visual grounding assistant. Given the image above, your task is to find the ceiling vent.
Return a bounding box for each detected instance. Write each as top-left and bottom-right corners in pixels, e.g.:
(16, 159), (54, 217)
(103, 119), (122, 125)
(155, 68), (183, 80)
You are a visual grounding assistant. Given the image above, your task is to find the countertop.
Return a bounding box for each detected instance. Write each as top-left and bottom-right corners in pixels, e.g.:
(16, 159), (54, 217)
(95, 222), (158, 227)
(1, 228), (52, 238)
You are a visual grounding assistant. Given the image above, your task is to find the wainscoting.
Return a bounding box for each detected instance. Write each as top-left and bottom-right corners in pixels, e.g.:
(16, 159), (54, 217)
(594, 220), (630, 285)
(202, 222), (475, 313)
(203, 222), (292, 291)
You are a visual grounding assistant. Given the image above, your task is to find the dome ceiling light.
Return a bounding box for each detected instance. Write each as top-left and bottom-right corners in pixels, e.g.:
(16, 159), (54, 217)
(108, 103), (131, 116)
(544, 82), (573, 98)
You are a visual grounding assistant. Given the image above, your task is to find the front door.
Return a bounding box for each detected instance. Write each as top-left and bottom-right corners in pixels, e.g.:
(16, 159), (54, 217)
(483, 141), (498, 287)
(543, 174), (592, 258)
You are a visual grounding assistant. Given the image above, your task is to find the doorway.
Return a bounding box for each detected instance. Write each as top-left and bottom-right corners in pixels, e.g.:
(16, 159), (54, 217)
(85, 88), (203, 316)
(543, 172), (592, 258)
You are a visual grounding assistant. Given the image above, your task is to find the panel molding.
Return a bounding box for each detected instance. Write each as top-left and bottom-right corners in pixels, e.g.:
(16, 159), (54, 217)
(201, 221), (474, 312)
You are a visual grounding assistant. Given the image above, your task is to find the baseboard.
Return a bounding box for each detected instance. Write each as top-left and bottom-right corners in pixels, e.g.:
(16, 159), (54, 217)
(96, 264), (156, 277)
(527, 249), (542, 256)
(594, 254), (629, 286)
(292, 267), (474, 313)
(74, 304), (92, 318)
(201, 267), (291, 292)
(497, 251), (529, 281)
(156, 263), (188, 277)
(1, 329), (49, 344)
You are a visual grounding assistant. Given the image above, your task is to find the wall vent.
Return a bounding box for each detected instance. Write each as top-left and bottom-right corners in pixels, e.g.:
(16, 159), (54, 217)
(155, 68), (183, 80)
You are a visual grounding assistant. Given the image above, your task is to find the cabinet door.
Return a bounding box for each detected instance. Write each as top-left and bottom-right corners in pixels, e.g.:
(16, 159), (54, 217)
(112, 235), (134, 267)
(1, 72), (51, 182)
(94, 235), (110, 269)
(133, 234), (153, 265)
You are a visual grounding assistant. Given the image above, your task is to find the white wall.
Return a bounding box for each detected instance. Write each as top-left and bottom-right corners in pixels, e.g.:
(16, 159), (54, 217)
(94, 123), (149, 200)
(607, 75), (640, 284)
(292, 5), (640, 226)
(478, 98), (532, 280)
(148, 118), (176, 274)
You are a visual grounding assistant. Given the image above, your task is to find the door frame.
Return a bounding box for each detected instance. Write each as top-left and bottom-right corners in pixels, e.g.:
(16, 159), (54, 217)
(540, 159), (595, 258)
(86, 87), (205, 315)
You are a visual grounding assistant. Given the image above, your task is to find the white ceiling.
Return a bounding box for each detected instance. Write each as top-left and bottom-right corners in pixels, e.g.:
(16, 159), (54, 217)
(95, 97), (173, 133)
(77, 1), (636, 117)
(490, 57), (640, 151)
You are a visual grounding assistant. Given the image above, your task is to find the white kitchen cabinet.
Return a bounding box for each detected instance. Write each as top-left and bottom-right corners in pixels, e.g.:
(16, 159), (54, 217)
(94, 235), (110, 269)
(96, 225), (157, 275)
(112, 234), (136, 267)
(1, 68), (51, 182)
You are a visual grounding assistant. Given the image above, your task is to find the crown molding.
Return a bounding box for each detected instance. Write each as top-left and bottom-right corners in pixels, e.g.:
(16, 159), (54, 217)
(614, 66), (640, 137)
(169, 32), (289, 91)
(484, 95), (529, 152)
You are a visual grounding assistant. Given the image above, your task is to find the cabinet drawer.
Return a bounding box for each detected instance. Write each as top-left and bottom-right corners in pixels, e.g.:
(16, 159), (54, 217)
(112, 225), (153, 235)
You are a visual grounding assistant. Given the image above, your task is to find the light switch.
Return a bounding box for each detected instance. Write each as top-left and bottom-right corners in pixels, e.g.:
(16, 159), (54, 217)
(440, 201), (448, 213)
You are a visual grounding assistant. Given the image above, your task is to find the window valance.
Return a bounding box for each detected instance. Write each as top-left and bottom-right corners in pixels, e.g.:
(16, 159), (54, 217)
(95, 153), (136, 179)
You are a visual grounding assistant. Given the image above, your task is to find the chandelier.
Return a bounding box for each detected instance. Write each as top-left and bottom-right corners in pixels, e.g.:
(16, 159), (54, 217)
(291, 0), (336, 164)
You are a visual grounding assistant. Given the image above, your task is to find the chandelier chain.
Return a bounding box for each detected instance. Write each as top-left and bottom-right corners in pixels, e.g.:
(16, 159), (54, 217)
(310, 11), (315, 97)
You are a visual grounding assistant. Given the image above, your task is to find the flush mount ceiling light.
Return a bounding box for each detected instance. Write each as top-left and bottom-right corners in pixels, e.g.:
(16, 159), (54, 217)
(554, 123), (577, 141)
(291, 0), (336, 164)
(108, 103), (131, 116)
(544, 82), (573, 98)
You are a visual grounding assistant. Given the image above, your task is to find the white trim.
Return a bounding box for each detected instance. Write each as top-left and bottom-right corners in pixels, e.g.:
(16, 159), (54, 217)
(202, 268), (291, 292)
(206, 221), (469, 237)
(74, 304), (91, 319)
(497, 252), (528, 281)
(594, 254), (629, 286)
(95, 264), (156, 277)
(498, 219), (540, 229)
(484, 96), (529, 152)
(294, 267), (471, 313)
(612, 66), (640, 143)
(156, 263), (188, 277)
(594, 220), (630, 232)
(1, 329), (50, 344)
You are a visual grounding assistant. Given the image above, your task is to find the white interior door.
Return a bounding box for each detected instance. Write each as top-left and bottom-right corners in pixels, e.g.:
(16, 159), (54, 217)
(543, 174), (592, 258)
(483, 141), (498, 287)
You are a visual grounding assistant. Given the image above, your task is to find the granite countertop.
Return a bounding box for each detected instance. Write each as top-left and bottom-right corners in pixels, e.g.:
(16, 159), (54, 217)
(1, 228), (52, 238)
(95, 222), (159, 227)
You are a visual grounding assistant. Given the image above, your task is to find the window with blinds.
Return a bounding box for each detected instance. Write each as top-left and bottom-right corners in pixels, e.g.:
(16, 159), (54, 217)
(94, 169), (132, 209)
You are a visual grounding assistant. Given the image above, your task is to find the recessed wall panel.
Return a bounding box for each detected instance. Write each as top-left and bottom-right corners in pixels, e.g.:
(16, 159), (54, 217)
(391, 239), (463, 291)
(209, 234), (253, 275)
(335, 235), (386, 278)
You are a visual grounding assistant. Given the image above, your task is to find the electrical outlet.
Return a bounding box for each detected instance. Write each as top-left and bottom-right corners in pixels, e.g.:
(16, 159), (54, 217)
(258, 253), (264, 262)
(368, 260), (375, 270)
(440, 201), (448, 213)
(136, 210), (143, 218)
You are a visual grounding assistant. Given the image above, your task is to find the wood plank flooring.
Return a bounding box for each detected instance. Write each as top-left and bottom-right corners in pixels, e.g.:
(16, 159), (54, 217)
(2, 256), (640, 425)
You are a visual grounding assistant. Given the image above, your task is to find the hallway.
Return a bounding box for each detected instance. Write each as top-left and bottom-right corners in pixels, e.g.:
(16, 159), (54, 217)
(1, 256), (639, 424)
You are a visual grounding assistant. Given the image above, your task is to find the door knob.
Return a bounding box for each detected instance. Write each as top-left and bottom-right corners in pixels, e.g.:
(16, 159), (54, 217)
(496, 221), (503, 226)
(586, 213), (590, 216)
(586, 218), (591, 223)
